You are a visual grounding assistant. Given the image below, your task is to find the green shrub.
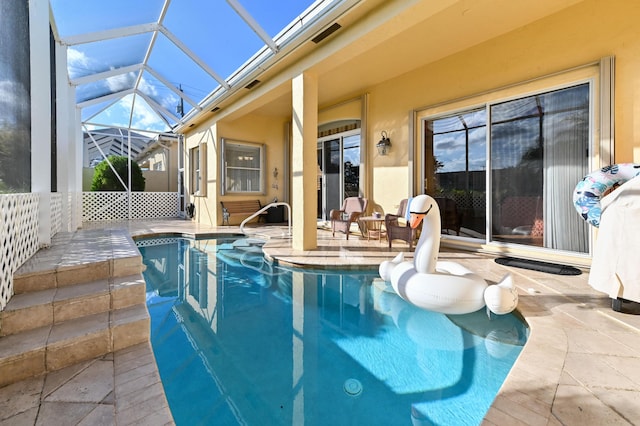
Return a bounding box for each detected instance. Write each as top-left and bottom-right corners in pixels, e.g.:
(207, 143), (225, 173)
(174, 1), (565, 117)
(90, 155), (145, 191)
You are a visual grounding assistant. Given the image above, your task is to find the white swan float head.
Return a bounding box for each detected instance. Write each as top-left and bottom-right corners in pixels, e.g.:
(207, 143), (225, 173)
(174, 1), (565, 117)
(379, 194), (518, 315)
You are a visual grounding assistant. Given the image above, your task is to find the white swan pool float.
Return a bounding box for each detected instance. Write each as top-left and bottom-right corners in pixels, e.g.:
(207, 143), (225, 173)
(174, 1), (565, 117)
(379, 194), (518, 315)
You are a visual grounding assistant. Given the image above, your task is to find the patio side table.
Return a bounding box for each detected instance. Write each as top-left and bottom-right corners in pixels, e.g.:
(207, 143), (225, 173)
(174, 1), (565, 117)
(359, 216), (385, 241)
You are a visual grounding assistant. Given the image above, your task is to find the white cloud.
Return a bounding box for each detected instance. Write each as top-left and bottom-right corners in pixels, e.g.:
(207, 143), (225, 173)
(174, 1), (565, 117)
(137, 76), (158, 97)
(106, 72), (136, 92)
(137, 75), (180, 111)
(66, 48), (93, 79)
(132, 100), (169, 131)
(116, 95), (168, 132)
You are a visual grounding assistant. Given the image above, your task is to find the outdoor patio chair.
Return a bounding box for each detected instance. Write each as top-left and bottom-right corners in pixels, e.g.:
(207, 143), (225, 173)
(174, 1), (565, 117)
(385, 198), (420, 249)
(434, 196), (462, 235)
(499, 196), (543, 237)
(330, 197), (368, 239)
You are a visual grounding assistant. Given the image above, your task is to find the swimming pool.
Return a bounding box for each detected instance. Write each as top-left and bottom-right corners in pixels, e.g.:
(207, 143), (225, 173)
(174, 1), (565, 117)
(137, 236), (528, 426)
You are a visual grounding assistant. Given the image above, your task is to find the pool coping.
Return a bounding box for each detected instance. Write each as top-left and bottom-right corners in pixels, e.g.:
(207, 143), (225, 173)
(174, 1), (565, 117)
(129, 224), (640, 425)
(19, 220), (638, 425)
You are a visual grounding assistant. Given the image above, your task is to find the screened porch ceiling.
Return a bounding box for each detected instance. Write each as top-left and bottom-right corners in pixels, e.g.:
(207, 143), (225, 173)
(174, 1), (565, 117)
(50, 0), (583, 140)
(50, 0), (355, 137)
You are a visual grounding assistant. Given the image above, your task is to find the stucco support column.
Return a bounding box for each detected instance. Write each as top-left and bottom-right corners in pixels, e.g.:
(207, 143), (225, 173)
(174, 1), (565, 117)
(291, 270), (318, 423)
(291, 72), (318, 250)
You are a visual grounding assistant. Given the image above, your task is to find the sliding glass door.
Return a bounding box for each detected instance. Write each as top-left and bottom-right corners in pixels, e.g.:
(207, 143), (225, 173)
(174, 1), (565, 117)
(491, 84), (589, 252)
(317, 132), (361, 221)
(424, 83), (590, 254)
(317, 139), (341, 220)
(425, 109), (487, 238)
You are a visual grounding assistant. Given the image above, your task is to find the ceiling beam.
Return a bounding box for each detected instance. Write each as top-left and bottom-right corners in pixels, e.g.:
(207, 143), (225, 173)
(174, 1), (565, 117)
(145, 65), (201, 109)
(136, 91), (182, 124)
(158, 25), (231, 89)
(77, 88), (135, 109)
(135, 14), (162, 109)
(83, 122), (172, 136)
(61, 22), (159, 46)
(226, 0), (278, 53)
(84, 133), (154, 143)
(71, 64), (144, 86)
(157, 0), (172, 24)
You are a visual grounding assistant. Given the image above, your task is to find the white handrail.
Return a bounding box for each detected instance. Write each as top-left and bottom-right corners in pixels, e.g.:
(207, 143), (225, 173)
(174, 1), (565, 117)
(239, 202), (292, 238)
(239, 251), (288, 276)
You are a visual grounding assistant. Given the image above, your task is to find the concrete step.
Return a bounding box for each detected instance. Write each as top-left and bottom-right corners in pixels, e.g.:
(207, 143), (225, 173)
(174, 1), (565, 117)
(1, 228), (150, 388)
(0, 304), (149, 388)
(13, 256), (144, 295)
(0, 275), (146, 337)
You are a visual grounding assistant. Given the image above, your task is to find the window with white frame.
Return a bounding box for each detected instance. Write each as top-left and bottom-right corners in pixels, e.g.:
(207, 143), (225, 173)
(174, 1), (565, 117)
(190, 144), (205, 196)
(222, 139), (265, 194)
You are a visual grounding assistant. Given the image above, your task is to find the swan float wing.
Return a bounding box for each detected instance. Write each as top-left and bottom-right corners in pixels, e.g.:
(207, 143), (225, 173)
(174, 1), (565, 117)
(379, 252), (404, 282)
(379, 194), (519, 315)
(484, 273), (518, 315)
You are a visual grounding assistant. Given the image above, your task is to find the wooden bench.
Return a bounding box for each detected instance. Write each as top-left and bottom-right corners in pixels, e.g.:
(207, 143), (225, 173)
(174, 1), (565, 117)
(220, 199), (266, 225)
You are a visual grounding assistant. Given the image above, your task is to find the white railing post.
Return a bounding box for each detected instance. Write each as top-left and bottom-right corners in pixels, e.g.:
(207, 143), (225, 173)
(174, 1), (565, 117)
(239, 202), (292, 238)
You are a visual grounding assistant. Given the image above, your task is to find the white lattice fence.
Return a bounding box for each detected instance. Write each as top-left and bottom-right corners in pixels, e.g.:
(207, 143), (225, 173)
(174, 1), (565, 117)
(83, 192), (179, 222)
(51, 192), (62, 237)
(450, 193), (486, 211)
(83, 192), (128, 221)
(131, 192), (179, 219)
(0, 194), (40, 310)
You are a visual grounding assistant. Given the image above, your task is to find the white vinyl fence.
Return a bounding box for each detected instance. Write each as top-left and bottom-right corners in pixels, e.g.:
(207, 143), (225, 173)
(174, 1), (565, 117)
(82, 191), (180, 222)
(1, 191), (180, 310)
(0, 194), (40, 310)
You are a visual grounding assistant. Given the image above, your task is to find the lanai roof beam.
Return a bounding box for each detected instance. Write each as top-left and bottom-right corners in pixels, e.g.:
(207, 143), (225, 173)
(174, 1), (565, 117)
(61, 23), (158, 46)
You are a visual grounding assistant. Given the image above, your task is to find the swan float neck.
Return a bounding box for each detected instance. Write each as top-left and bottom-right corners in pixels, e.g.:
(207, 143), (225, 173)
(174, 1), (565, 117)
(379, 194), (518, 315)
(412, 202), (439, 275)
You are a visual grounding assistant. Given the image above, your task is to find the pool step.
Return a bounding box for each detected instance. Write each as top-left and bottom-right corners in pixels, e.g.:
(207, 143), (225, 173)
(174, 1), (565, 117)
(0, 275), (145, 337)
(0, 305), (149, 387)
(0, 229), (150, 388)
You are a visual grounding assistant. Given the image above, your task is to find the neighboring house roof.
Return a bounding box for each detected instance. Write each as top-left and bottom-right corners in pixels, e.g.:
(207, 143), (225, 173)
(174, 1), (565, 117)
(135, 134), (179, 165)
(84, 128), (153, 166)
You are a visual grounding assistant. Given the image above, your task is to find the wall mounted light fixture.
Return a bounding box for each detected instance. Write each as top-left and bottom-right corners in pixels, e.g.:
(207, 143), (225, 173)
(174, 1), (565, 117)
(376, 131), (391, 155)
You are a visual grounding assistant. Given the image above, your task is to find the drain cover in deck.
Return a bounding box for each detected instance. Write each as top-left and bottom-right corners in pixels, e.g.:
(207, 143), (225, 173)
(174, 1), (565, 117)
(495, 257), (581, 276)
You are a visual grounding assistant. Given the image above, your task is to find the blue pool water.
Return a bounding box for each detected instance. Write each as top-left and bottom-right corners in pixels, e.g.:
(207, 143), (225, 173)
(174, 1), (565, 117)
(137, 237), (528, 426)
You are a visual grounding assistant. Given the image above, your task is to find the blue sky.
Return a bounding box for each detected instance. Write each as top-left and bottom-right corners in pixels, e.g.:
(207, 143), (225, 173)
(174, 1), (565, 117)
(51, 0), (322, 133)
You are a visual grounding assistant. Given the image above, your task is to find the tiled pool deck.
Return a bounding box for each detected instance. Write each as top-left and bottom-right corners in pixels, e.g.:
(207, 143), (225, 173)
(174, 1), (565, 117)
(2, 219), (639, 425)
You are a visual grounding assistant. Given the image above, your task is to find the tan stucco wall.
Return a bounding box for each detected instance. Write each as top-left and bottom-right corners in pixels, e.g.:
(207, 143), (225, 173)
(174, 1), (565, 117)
(143, 171), (170, 192)
(367, 0), (640, 214)
(318, 97), (362, 126)
(82, 150), (178, 193)
(184, 114), (287, 226)
(82, 167), (173, 192)
(141, 147), (179, 193)
(183, 125), (216, 225)
(183, 0), (640, 252)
